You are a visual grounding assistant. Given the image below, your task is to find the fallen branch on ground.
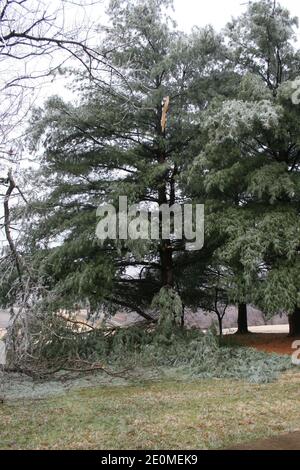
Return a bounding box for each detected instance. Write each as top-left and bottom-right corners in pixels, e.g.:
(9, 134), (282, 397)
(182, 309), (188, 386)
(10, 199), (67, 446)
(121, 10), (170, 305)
(4, 359), (132, 381)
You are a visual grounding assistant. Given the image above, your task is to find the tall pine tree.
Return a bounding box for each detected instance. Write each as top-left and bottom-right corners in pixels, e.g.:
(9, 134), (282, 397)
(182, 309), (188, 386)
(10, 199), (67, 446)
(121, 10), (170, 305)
(187, 0), (300, 334)
(24, 0), (229, 322)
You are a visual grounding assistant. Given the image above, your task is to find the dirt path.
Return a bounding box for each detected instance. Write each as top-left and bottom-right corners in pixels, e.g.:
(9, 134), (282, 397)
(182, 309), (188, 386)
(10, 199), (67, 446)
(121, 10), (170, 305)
(229, 431), (300, 450)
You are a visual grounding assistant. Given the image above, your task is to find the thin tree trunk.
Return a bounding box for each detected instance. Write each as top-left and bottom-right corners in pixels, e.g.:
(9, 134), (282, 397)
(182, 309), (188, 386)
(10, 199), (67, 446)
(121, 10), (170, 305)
(218, 315), (223, 337)
(288, 306), (300, 337)
(237, 303), (249, 334)
(3, 171), (23, 282)
(181, 304), (185, 328)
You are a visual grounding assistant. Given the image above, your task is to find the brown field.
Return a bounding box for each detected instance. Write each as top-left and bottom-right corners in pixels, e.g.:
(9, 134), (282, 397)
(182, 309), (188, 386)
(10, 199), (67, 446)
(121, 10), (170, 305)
(225, 333), (300, 355)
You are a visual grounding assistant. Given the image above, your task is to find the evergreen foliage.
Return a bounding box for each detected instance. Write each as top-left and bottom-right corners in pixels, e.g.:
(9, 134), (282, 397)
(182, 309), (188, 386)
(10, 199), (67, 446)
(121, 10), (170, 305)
(19, 0), (234, 320)
(186, 0), (300, 319)
(1, 0), (299, 364)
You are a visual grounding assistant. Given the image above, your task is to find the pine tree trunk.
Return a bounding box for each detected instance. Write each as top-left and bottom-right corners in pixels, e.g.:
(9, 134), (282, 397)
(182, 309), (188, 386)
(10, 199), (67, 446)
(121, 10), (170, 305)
(157, 94), (174, 290)
(288, 306), (300, 337)
(158, 174), (174, 288)
(237, 303), (249, 334)
(181, 304), (185, 328)
(160, 244), (174, 287)
(217, 315), (223, 337)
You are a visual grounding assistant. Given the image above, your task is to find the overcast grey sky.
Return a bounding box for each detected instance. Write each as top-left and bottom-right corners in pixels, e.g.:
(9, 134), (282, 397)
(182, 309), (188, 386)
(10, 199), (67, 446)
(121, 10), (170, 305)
(49, 0), (300, 103)
(87, 0), (300, 33)
(174, 0), (299, 33)
(85, 0), (300, 36)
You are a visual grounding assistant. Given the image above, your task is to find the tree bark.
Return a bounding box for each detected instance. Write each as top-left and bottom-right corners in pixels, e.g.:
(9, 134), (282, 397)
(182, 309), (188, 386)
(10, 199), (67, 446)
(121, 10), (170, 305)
(160, 244), (174, 287)
(288, 306), (300, 337)
(217, 315), (223, 337)
(181, 304), (185, 328)
(237, 303), (249, 334)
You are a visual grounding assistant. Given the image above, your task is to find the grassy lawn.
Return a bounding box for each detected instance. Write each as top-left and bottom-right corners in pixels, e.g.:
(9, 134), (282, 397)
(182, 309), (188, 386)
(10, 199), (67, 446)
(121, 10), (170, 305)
(1, 371), (300, 450)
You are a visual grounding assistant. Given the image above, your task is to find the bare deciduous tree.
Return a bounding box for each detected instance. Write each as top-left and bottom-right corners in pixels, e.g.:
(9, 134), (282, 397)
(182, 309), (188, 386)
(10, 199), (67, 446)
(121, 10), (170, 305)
(0, 0), (111, 157)
(0, 0), (120, 378)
